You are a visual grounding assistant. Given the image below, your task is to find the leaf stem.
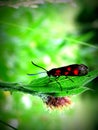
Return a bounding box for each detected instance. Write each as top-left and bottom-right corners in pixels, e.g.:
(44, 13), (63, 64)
(0, 82), (36, 95)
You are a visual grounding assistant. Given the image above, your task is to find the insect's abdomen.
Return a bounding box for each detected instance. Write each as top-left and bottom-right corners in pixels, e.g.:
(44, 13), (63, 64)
(47, 64), (88, 77)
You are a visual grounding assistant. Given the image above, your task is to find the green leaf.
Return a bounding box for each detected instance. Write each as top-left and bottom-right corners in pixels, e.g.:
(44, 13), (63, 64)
(52, 87), (90, 97)
(26, 70), (98, 96)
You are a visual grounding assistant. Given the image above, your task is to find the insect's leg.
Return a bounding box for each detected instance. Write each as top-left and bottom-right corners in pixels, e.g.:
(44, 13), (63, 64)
(47, 76), (62, 91)
(46, 76), (56, 89)
(48, 76), (59, 83)
(55, 76), (60, 80)
(55, 76), (63, 91)
(48, 76), (53, 82)
(65, 76), (74, 82)
(46, 76), (52, 86)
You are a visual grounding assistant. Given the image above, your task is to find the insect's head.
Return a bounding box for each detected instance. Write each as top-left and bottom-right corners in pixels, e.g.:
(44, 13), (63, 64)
(78, 64), (88, 75)
(46, 69), (53, 77)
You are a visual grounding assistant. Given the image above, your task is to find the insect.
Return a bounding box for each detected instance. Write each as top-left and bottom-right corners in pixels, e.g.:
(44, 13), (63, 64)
(28, 61), (88, 90)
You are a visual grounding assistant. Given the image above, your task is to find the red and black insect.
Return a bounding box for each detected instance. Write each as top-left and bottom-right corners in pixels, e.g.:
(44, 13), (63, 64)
(28, 61), (88, 90)
(29, 61), (88, 77)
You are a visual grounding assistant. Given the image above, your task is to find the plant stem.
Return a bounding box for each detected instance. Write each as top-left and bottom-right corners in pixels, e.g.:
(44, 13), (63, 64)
(0, 81), (36, 95)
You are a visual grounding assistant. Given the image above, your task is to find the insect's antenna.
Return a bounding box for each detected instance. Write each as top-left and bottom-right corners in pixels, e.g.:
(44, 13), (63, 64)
(27, 72), (46, 76)
(31, 61), (47, 72)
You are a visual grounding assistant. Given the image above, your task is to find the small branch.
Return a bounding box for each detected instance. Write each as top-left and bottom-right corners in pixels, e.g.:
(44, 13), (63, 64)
(0, 81), (37, 95)
(0, 119), (17, 130)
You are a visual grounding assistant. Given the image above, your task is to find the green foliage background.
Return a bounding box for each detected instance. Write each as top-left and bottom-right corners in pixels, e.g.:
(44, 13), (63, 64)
(0, 1), (98, 130)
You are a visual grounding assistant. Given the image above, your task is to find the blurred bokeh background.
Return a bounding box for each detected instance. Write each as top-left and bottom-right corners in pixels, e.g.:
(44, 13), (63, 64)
(0, 0), (98, 130)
